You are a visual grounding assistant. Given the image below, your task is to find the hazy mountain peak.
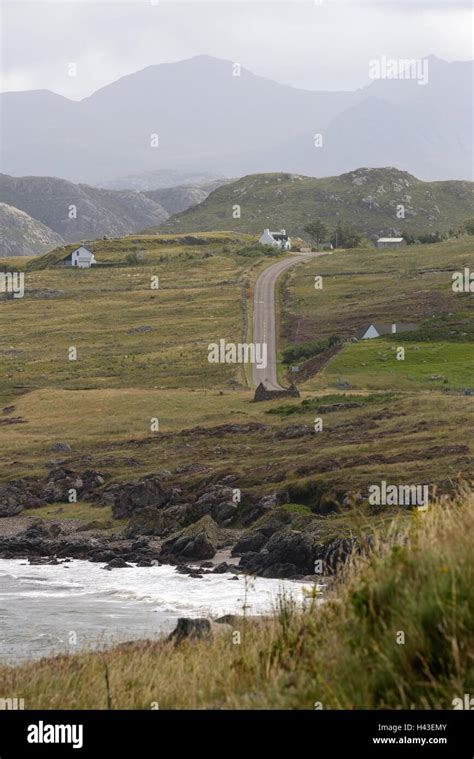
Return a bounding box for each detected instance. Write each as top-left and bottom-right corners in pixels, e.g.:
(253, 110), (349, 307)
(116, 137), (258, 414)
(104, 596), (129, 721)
(1, 56), (472, 183)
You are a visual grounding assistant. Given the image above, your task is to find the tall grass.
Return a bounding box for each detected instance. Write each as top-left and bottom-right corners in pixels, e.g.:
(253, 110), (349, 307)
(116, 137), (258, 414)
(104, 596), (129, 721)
(0, 490), (472, 709)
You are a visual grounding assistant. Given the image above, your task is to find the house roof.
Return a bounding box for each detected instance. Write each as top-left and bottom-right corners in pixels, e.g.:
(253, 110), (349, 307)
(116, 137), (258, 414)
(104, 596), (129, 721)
(377, 237), (404, 243)
(270, 233), (289, 240)
(355, 322), (418, 339)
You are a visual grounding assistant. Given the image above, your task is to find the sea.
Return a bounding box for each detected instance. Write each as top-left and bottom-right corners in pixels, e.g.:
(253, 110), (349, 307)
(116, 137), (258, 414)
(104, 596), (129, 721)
(0, 559), (316, 664)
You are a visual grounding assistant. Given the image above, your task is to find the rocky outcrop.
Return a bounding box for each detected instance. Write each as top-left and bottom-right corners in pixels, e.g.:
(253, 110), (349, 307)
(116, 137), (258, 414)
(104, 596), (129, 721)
(275, 424), (313, 439)
(43, 468), (105, 503)
(231, 531), (268, 556)
(160, 528), (216, 561)
(0, 479), (44, 516)
(314, 537), (364, 574)
(0, 468), (107, 516)
(189, 485), (238, 526)
(102, 475), (170, 519)
(237, 527), (363, 578)
(124, 504), (191, 538)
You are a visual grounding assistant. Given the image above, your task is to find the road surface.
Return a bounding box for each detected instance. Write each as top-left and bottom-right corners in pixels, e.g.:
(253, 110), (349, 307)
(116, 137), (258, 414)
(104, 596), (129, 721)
(252, 252), (328, 390)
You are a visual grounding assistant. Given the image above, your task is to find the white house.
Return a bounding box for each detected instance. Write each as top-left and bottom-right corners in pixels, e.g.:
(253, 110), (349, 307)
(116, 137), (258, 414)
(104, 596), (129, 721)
(62, 246), (96, 268)
(259, 228), (291, 251)
(376, 237), (406, 250)
(356, 322), (417, 340)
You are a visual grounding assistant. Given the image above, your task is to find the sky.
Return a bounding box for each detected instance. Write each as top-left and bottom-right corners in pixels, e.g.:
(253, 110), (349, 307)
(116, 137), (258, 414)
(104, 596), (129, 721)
(1, 0), (473, 99)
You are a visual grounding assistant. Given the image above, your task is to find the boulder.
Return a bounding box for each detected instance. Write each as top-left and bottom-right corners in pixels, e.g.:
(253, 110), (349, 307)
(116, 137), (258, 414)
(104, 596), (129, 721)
(211, 500), (237, 525)
(264, 529), (316, 572)
(51, 442), (72, 452)
(231, 531), (267, 556)
(257, 490), (290, 510)
(314, 537), (363, 574)
(125, 504), (190, 538)
(260, 563), (301, 579)
(43, 468), (84, 503)
(136, 558), (154, 567)
(102, 475), (170, 519)
(255, 510), (292, 537)
(160, 527), (216, 561)
(190, 485), (238, 525)
(168, 617), (232, 645)
(238, 528), (318, 577)
(178, 531), (216, 560)
(103, 557), (132, 570)
(0, 479), (44, 516)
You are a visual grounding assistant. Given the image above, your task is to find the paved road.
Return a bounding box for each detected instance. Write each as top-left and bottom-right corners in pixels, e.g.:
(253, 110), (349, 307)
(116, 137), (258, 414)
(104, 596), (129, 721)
(252, 252), (329, 390)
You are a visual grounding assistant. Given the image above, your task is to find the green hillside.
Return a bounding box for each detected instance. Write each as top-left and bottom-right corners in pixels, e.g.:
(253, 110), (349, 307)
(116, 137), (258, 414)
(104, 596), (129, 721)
(158, 168), (474, 239)
(1, 236), (472, 502)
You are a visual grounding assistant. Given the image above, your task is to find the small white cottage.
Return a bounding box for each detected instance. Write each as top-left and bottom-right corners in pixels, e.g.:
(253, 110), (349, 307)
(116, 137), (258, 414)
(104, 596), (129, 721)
(259, 228), (291, 251)
(62, 246), (96, 268)
(356, 322), (417, 340)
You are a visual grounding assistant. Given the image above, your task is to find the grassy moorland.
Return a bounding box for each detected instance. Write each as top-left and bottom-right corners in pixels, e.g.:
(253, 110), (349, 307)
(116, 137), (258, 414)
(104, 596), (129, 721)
(0, 490), (472, 709)
(0, 236), (472, 504)
(279, 237), (474, 391)
(0, 231), (473, 710)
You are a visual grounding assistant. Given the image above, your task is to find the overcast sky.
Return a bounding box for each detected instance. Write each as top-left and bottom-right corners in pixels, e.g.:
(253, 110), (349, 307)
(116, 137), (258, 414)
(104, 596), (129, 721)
(1, 0), (472, 98)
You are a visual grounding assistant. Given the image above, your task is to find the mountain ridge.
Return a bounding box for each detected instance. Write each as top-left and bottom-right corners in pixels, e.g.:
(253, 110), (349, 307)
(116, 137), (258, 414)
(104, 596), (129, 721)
(2, 55), (471, 183)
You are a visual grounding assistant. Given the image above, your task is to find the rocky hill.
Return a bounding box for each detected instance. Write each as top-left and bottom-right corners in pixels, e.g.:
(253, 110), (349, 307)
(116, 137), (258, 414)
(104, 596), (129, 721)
(0, 173), (169, 254)
(0, 203), (64, 256)
(159, 168), (474, 238)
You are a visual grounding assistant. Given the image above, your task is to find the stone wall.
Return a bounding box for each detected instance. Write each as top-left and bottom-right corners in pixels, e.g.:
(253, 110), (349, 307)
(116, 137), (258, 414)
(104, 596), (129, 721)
(253, 382), (300, 402)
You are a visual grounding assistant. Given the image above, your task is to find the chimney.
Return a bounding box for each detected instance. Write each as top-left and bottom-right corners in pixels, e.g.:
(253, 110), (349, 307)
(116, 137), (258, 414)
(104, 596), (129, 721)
(391, 323), (397, 334)
(281, 229), (286, 235)
(264, 228), (270, 235)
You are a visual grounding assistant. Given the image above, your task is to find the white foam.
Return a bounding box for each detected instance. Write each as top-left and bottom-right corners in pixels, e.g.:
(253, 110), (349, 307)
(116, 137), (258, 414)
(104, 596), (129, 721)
(0, 559), (319, 616)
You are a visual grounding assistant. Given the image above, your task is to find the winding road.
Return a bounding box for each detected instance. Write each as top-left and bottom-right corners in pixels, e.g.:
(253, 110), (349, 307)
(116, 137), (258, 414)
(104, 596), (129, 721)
(252, 252), (329, 390)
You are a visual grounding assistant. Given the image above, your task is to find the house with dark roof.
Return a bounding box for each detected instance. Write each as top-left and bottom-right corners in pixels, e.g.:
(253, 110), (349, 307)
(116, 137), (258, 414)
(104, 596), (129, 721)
(259, 228), (291, 251)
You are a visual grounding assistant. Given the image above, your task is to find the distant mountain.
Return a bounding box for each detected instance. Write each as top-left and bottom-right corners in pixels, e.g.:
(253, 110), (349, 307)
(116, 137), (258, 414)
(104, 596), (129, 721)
(0, 174), (168, 247)
(0, 203), (64, 257)
(3, 54), (470, 183)
(262, 63), (472, 181)
(144, 180), (230, 215)
(158, 168), (474, 238)
(0, 56), (354, 182)
(96, 169), (226, 191)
